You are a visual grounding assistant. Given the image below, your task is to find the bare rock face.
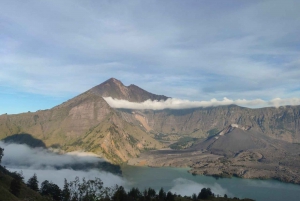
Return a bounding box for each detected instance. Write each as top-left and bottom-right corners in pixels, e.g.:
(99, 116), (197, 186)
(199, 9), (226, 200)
(119, 105), (300, 143)
(89, 78), (168, 102)
(129, 124), (300, 184)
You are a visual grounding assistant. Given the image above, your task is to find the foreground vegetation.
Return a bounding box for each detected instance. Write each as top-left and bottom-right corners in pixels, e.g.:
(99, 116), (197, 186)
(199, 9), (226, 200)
(0, 146), (254, 201)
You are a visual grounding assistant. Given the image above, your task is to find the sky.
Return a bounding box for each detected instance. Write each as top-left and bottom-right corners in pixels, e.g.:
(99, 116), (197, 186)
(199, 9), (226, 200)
(1, 0), (300, 114)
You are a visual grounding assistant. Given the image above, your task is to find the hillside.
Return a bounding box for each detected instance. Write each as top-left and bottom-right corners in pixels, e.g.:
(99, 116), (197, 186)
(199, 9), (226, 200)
(0, 166), (48, 201)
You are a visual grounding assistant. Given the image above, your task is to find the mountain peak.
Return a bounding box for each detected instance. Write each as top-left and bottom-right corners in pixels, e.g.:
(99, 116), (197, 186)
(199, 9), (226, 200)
(104, 78), (124, 85)
(89, 78), (169, 102)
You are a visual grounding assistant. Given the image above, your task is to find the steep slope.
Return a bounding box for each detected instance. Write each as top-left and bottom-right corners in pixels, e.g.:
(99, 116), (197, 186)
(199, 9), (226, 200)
(0, 91), (111, 144)
(89, 78), (169, 102)
(193, 124), (274, 156)
(0, 166), (48, 201)
(188, 125), (300, 183)
(119, 105), (300, 143)
(0, 90), (162, 163)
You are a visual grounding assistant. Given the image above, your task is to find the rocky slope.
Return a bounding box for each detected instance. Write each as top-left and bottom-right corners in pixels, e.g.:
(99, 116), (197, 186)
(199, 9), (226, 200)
(119, 105), (300, 143)
(129, 124), (300, 184)
(90, 78), (168, 102)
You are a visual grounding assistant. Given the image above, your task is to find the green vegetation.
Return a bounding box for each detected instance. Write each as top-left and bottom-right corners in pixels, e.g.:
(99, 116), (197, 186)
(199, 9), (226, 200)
(26, 173), (39, 192)
(0, 167), (48, 201)
(154, 133), (168, 140)
(207, 129), (219, 138)
(9, 172), (23, 197)
(2, 133), (46, 148)
(40, 180), (62, 200)
(170, 137), (198, 150)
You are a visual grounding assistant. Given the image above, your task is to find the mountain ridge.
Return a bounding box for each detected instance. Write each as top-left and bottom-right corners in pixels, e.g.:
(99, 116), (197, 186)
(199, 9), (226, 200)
(1, 78), (300, 181)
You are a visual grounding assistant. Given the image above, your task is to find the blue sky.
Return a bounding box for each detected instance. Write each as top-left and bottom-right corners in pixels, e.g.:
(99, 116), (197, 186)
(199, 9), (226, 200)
(1, 0), (300, 114)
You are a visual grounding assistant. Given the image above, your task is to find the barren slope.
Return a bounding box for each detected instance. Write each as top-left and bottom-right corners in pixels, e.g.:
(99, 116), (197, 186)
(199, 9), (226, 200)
(119, 105), (300, 143)
(90, 78), (168, 102)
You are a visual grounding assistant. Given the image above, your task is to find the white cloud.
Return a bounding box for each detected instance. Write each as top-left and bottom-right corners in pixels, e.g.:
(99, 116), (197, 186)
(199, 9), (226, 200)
(0, 141), (103, 169)
(8, 167), (127, 189)
(0, 141), (127, 189)
(1, 0), (300, 113)
(0, 141), (230, 196)
(169, 178), (230, 197)
(104, 97), (300, 110)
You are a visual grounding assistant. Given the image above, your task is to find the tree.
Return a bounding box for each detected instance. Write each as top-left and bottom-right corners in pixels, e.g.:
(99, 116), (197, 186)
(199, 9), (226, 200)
(112, 186), (128, 201)
(198, 188), (214, 200)
(10, 178), (21, 196)
(67, 177), (105, 201)
(40, 180), (62, 201)
(128, 187), (142, 200)
(27, 173), (39, 192)
(11, 171), (24, 182)
(192, 193), (197, 201)
(0, 147), (3, 164)
(69, 176), (80, 201)
(166, 191), (175, 201)
(147, 188), (156, 200)
(9, 171), (24, 197)
(62, 179), (71, 201)
(158, 188), (166, 200)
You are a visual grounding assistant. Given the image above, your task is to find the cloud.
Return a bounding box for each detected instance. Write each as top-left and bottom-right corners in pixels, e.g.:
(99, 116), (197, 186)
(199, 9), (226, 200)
(8, 167), (127, 189)
(0, 141), (103, 169)
(0, 141), (230, 196)
(1, 0), (300, 114)
(169, 178), (230, 197)
(103, 97), (300, 110)
(0, 141), (127, 189)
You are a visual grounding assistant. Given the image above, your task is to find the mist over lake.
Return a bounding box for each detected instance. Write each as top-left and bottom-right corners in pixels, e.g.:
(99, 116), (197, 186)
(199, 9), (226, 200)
(1, 142), (300, 201)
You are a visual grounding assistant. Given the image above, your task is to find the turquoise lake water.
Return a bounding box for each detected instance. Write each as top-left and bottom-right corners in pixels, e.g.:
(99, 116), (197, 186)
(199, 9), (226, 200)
(121, 166), (300, 201)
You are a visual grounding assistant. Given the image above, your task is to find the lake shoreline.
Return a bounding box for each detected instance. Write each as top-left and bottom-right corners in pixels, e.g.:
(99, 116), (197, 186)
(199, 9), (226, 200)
(127, 148), (300, 185)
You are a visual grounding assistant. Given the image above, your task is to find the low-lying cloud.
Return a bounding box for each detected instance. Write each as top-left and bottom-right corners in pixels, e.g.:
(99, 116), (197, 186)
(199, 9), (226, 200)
(104, 97), (300, 110)
(170, 178), (230, 197)
(0, 141), (127, 188)
(0, 141), (232, 196)
(0, 141), (102, 169)
(8, 167), (127, 189)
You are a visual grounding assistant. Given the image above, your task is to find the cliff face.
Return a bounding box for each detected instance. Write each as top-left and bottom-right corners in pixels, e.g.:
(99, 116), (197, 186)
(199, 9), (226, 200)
(119, 105), (300, 143)
(90, 78), (168, 102)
